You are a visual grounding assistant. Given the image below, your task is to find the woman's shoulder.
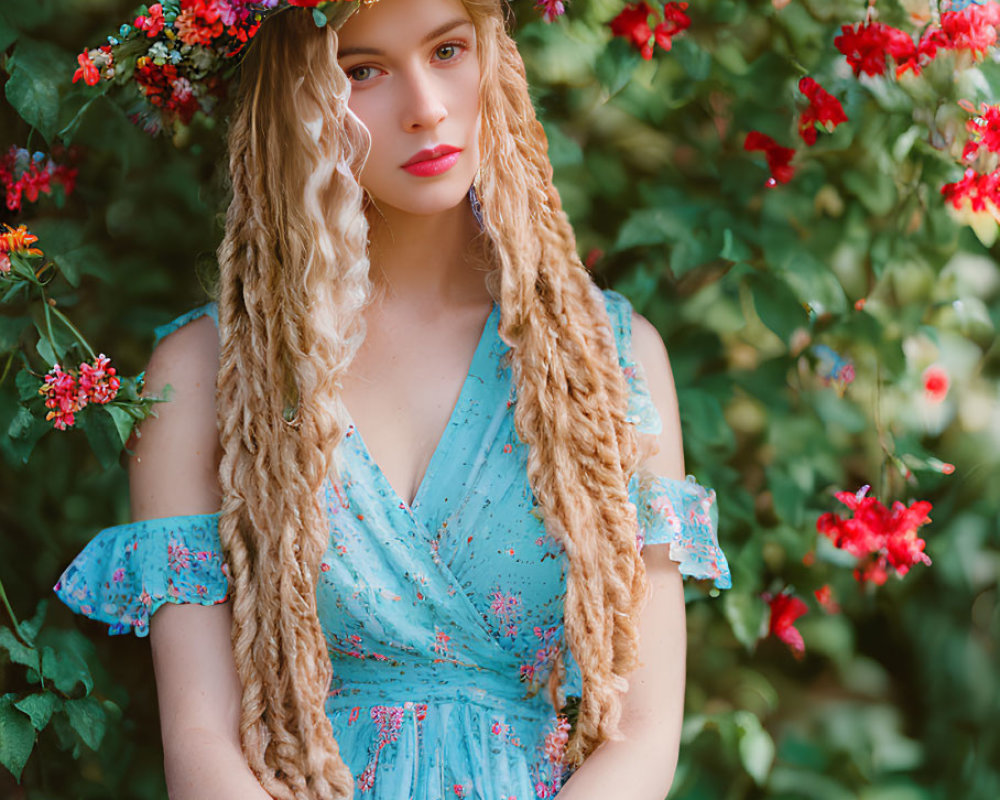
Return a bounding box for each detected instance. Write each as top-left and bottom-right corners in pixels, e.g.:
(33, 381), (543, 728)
(126, 302), (222, 513)
(152, 300), (219, 351)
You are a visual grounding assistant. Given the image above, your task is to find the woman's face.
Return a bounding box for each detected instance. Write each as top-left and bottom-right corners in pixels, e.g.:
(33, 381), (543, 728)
(337, 0), (481, 217)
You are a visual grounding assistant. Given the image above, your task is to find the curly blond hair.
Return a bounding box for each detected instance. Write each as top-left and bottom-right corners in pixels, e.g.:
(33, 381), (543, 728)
(212, 3), (652, 797)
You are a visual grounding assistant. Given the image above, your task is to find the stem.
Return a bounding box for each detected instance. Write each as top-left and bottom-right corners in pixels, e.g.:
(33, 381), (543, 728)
(50, 305), (97, 361)
(0, 574), (29, 646)
(0, 349), (13, 385)
(40, 288), (59, 364)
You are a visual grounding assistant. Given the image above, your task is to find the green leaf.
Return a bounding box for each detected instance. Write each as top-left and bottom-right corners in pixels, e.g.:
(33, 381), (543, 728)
(15, 366), (40, 403)
(748, 273), (810, 344)
(612, 208), (690, 251)
(80, 404), (124, 470)
(63, 696), (106, 752)
(0, 315), (27, 352)
(15, 692), (60, 732)
(4, 37), (74, 145)
(102, 403), (137, 447)
(0, 626), (39, 670)
(735, 710), (776, 784)
(595, 38), (640, 96)
(0, 693), (35, 782)
(40, 644), (91, 697)
(723, 587), (767, 652)
(5, 405), (50, 463)
(0, 8), (19, 53)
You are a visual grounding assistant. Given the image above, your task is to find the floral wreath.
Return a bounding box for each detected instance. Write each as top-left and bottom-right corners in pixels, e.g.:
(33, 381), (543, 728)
(71, 0), (570, 140)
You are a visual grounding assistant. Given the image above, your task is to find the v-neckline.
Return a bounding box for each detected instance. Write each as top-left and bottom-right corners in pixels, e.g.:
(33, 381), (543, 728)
(342, 301), (500, 515)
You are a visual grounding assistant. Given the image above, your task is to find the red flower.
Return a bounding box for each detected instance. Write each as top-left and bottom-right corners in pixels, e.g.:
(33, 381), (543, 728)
(797, 77), (848, 145)
(610, 2), (689, 60)
(922, 364), (949, 402)
(744, 131), (796, 187)
(79, 353), (121, 405)
(960, 101), (1000, 160)
(941, 167), (1000, 220)
(763, 590), (808, 658)
(834, 21), (904, 77)
(816, 485), (933, 585)
(814, 584), (841, 614)
(134, 3), (166, 38)
(610, 2), (655, 60)
(72, 48), (101, 86)
(653, 2), (691, 51)
(938, 1), (1000, 58)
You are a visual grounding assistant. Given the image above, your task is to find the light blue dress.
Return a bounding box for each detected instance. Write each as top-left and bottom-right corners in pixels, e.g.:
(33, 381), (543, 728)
(53, 289), (731, 799)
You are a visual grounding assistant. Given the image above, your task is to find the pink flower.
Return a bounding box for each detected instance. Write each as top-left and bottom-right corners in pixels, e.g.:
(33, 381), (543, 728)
(922, 365), (949, 402)
(38, 364), (86, 430)
(534, 0), (566, 22)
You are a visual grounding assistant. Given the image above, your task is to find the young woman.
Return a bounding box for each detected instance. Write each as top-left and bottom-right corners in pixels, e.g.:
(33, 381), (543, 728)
(53, 1), (732, 798)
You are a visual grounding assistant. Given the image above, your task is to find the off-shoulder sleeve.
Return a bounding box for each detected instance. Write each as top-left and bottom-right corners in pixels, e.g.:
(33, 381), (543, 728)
(599, 288), (663, 436)
(630, 473), (732, 589)
(52, 513), (228, 638)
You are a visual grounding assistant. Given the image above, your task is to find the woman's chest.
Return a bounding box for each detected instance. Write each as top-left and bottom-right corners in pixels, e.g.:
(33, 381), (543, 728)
(316, 378), (572, 696)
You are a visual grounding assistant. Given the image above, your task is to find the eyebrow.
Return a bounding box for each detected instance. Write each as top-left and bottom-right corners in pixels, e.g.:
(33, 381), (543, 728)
(338, 18), (473, 58)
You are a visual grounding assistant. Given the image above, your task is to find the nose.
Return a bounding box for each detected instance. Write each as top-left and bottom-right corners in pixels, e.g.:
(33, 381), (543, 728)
(400, 64), (447, 132)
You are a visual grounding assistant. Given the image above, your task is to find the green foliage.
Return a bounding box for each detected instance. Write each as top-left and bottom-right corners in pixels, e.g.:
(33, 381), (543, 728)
(0, 0), (998, 798)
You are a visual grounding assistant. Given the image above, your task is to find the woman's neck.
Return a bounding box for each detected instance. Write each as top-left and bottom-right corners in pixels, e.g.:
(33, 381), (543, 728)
(365, 199), (491, 309)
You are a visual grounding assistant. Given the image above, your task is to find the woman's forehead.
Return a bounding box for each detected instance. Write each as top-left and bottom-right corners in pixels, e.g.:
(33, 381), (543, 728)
(338, 0), (473, 50)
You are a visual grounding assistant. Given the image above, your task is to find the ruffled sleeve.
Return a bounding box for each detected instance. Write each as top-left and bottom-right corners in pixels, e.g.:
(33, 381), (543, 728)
(630, 472), (732, 589)
(599, 288), (663, 436)
(52, 513), (228, 638)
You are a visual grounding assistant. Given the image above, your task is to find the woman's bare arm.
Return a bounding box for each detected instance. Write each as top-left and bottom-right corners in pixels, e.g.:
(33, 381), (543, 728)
(555, 311), (687, 799)
(129, 316), (273, 800)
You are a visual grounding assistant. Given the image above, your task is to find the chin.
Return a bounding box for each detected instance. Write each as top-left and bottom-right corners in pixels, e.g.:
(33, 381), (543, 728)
(368, 179), (476, 218)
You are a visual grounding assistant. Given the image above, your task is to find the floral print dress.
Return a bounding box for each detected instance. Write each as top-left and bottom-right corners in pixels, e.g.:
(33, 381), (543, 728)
(53, 288), (732, 800)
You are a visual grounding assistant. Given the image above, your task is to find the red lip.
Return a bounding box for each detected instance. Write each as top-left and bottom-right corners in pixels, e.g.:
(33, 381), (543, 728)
(402, 145), (461, 167)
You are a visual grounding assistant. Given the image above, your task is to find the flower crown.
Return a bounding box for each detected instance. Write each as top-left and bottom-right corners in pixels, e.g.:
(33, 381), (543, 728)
(72, 0), (566, 141)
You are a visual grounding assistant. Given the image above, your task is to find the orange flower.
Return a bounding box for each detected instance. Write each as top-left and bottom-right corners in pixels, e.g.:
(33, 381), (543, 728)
(0, 223), (43, 273)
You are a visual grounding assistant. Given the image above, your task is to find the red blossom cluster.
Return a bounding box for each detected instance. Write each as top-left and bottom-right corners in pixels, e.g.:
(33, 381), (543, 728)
(609, 1), (691, 60)
(533, 0), (566, 23)
(834, 2), (1000, 79)
(941, 100), (1000, 232)
(37, 355), (122, 431)
(744, 76), (847, 186)
(816, 485), (933, 586)
(0, 146), (78, 213)
(134, 61), (202, 127)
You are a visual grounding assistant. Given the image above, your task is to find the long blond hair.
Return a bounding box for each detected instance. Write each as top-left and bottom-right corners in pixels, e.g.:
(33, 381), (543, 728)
(213, 3), (652, 796)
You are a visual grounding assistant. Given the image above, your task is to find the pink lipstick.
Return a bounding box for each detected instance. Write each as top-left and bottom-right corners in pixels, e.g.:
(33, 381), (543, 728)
(402, 145), (462, 177)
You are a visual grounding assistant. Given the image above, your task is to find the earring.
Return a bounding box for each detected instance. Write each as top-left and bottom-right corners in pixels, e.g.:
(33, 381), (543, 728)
(468, 173), (484, 231)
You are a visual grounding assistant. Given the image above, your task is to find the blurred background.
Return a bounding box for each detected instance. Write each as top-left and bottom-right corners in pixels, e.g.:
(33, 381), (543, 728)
(0, 0), (997, 798)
